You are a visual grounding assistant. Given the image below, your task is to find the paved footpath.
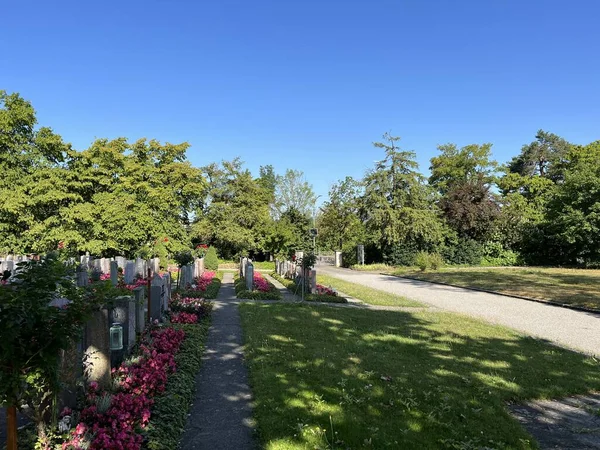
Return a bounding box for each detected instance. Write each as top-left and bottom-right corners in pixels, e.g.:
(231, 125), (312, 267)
(180, 272), (256, 450)
(319, 265), (600, 357)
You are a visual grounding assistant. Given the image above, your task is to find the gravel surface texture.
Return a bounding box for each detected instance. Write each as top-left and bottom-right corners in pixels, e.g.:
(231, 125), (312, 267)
(319, 265), (600, 356)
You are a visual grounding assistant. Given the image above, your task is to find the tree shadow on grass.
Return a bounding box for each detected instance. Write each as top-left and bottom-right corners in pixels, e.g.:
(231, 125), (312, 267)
(240, 303), (600, 450)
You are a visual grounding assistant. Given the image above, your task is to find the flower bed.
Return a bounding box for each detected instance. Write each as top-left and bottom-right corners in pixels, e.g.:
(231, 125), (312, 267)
(270, 272), (347, 303)
(234, 273), (282, 300)
(54, 320), (210, 450)
(62, 325), (186, 449)
(178, 271), (222, 299)
(169, 294), (213, 321)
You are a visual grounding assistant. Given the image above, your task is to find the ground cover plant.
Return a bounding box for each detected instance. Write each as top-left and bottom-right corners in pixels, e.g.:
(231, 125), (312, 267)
(240, 303), (600, 449)
(394, 267), (600, 310)
(235, 272), (282, 300)
(317, 273), (422, 307)
(177, 271), (222, 299)
(271, 272), (347, 303)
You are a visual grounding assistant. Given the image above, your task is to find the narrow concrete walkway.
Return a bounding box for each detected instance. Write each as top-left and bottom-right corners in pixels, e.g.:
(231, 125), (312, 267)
(180, 272), (256, 450)
(319, 265), (600, 357)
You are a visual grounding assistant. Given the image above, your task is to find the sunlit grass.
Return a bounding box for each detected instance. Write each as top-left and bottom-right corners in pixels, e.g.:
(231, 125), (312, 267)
(240, 303), (600, 449)
(317, 273), (422, 307)
(394, 267), (600, 310)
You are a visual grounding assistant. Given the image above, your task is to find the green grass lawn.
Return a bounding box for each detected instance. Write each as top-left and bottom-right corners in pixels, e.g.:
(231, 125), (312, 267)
(240, 303), (600, 449)
(317, 273), (423, 307)
(394, 267), (600, 310)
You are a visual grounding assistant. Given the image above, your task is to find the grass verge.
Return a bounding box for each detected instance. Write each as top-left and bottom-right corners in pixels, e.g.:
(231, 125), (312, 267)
(240, 303), (600, 449)
(144, 320), (210, 449)
(317, 273), (422, 307)
(235, 274), (282, 300)
(395, 267), (600, 310)
(349, 263), (397, 273)
(270, 272), (347, 303)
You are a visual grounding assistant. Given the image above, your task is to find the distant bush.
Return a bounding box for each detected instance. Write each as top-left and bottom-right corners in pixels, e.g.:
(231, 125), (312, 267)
(429, 253), (444, 270)
(204, 246), (219, 271)
(481, 241), (520, 266)
(415, 252), (430, 271)
(383, 242), (420, 267)
(441, 238), (483, 265)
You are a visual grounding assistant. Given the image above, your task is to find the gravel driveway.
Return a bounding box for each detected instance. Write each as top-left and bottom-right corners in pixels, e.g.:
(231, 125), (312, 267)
(319, 266), (600, 356)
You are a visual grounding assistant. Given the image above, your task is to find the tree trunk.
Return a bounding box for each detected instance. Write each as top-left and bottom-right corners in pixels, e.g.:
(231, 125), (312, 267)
(6, 405), (17, 450)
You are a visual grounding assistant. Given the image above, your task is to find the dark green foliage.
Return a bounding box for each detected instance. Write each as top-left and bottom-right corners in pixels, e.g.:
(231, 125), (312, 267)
(382, 241), (421, 266)
(204, 246), (219, 271)
(0, 254), (101, 438)
(173, 250), (194, 268)
(441, 237), (483, 265)
(234, 275), (282, 300)
(144, 321), (210, 450)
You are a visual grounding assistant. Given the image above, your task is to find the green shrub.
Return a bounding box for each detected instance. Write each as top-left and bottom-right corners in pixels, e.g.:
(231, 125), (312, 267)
(383, 242), (420, 267)
(204, 246), (219, 271)
(144, 322), (210, 449)
(481, 241), (520, 266)
(415, 251), (430, 271)
(441, 238), (483, 265)
(429, 253), (444, 270)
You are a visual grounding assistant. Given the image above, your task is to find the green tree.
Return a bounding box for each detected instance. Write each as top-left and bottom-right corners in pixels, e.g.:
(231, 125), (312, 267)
(361, 133), (445, 262)
(317, 176), (365, 251)
(192, 159), (272, 259)
(271, 169), (316, 219)
(429, 143), (497, 194)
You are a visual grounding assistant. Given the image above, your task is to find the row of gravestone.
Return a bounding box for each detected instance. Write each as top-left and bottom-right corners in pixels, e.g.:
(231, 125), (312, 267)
(274, 255), (317, 294)
(61, 267), (174, 410)
(178, 257), (205, 289)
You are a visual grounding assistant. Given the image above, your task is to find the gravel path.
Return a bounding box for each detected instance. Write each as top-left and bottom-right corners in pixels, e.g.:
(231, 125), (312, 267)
(319, 266), (600, 356)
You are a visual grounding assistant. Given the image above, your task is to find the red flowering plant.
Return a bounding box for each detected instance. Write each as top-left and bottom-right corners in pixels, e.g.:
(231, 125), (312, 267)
(253, 272), (271, 292)
(193, 243), (209, 259)
(170, 311), (198, 324)
(62, 325), (186, 450)
(316, 284), (338, 297)
(169, 293), (213, 320)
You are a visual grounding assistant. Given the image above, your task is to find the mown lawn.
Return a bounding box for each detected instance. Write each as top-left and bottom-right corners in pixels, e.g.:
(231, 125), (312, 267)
(395, 267), (600, 310)
(317, 273), (422, 307)
(240, 303), (600, 450)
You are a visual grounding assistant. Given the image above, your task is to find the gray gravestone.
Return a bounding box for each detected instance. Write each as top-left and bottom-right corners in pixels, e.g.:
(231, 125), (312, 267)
(111, 296), (136, 350)
(309, 269), (317, 294)
(246, 264), (254, 291)
(84, 309), (111, 388)
(135, 258), (144, 277)
(124, 261), (135, 284)
(5, 260), (14, 275)
(335, 251), (342, 268)
(115, 256), (126, 269)
(110, 261), (119, 286)
(76, 268), (89, 287)
(149, 285), (163, 321)
(133, 287), (146, 333)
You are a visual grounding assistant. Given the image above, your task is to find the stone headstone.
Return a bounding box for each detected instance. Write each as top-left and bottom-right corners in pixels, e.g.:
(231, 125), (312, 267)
(76, 268), (89, 287)
(110, 296), (136, 351)
(309, 269), (317, 294)
(246, 264), (254, 291)
(84, 309), (111, 388)
(133, 287), (146, 333)
(135, 258), (145, 277)
(335, 251), (342, 268)
(241, 257), (247, 277)
(5, 260), (14, 275)
(115, 256), (126, 269)
(124, 262), (135, 284)
(110, 261), (118, 286)
(150, 258), (160, 274)
(357, 245), (365, 265)
(149, 285), (163, 321)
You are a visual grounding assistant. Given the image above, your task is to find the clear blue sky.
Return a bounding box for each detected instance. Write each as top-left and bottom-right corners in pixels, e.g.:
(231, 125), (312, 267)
(2, 0), (599, 202)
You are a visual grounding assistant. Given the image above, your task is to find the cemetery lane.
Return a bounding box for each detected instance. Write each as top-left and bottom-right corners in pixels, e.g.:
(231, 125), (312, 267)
(319, 266), (600, 356)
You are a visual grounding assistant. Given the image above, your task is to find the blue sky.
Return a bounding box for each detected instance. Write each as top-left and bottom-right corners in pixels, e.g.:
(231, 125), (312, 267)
(2, 0), (599, 202)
